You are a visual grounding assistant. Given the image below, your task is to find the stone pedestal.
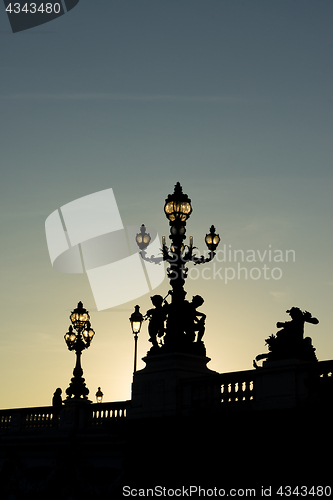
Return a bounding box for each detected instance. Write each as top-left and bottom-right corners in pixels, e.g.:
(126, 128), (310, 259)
(129, 352), (217, 419)
(254, 359), (313, 410)
(60, 398), (92, 429)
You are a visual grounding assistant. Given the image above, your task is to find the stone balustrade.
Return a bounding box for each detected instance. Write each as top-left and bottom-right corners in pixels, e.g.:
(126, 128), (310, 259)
(1, 360), (332, 429)
(0, 400), (131, 433)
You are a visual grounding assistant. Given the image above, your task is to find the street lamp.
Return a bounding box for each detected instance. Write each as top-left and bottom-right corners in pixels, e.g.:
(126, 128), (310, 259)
(136, 224), (151, 250)
(205, 225), (220, 252)
(135, 182), (220, 355)
(95, 387), (104, 403)
(130, 305), (144, 373)
(64, 301), (95, 400)
(161, 182), (220, 302)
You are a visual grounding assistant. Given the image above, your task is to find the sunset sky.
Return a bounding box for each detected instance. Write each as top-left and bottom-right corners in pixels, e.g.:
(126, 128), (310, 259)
(1, 0), (333, 409)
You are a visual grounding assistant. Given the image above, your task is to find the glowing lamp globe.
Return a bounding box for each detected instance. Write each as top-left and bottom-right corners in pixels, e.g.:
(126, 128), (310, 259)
(130, 305), (144, 335)
(164, 182), (192, 222)
(205, 225), (220, 251)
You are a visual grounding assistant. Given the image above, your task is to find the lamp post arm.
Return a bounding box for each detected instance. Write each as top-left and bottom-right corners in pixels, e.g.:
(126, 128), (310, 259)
(139, 250), (164, 265)
(191, 251), (216, 265)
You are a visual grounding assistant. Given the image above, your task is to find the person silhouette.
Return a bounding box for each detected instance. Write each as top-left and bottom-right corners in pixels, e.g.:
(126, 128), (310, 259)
(52, 388), (63, 407)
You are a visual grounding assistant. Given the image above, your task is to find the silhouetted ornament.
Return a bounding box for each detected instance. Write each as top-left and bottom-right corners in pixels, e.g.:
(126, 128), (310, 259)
(136, 224), (151, 250)
(164, 182), (192, 222)
(205, 225), (220, 251)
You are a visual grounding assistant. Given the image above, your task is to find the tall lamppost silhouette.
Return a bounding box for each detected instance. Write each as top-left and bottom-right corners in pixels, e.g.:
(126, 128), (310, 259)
(129, 305), (144, 373)
(136, 182), (220, 355)
(64, 301), (95, 400)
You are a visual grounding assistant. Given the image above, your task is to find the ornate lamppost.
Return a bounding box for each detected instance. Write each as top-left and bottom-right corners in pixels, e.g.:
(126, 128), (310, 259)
(129, 305), (144, 373)
(135, 182), (220, 356)
(64, 301), (95, 400)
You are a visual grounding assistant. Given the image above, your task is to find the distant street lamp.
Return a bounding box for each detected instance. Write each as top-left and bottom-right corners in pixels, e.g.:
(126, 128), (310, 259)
(129, 305), (144, 373)
(95, 387), (104, 403)
(205, 225), (220, 252)
(136, 224), (151, 250)
(64, 301), (95, 400)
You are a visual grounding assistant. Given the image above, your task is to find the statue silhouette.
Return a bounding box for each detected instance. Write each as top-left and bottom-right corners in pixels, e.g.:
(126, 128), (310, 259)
(145, 295), (169, 348)
(183, 295), (206, 342)
(255, 307), (319, 366)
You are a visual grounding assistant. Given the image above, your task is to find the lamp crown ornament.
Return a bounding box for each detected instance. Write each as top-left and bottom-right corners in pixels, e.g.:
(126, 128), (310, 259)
(164, 181), (192, 222)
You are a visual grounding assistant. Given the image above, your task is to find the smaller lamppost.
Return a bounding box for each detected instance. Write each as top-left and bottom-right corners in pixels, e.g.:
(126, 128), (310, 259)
(129, 305), (144, 373)
(64, 301), (95, 401)
(136, 224), (151, 250)
(95, 387), (104, 403)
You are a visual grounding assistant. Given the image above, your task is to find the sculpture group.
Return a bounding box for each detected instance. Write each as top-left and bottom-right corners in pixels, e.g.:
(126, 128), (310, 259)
(254, 307), (319, 366)
(144, 291), (206, 356)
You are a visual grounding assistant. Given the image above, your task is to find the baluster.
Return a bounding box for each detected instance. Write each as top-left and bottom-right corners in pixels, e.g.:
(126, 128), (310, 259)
(220, 383), (225, 403)
(244, 380), (250, 401)
(239, 381), (244, 402)
(229, 382), (233, 403)
(234, 382), (239, 402)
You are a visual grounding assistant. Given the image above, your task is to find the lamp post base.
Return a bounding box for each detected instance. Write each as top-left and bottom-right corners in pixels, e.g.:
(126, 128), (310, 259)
(65, 378), (90, 400)
(129, 351), (217, 419)
(65, 349), (90, 400)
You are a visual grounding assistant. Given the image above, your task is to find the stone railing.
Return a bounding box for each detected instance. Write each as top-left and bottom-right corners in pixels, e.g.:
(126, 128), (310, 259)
(305, 359), (333, 404)
(181, 359), (333, 414)
(0, 400), (131, 433)
(90, 400), (130, 424)
(0, 406), (57, 431)
(181, 369), (256, 415)
(311, 359), (333, 378)
(1, 360), (332, 427)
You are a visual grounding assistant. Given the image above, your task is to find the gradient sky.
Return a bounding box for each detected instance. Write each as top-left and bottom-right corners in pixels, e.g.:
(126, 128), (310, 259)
(1, 0), (332, 409)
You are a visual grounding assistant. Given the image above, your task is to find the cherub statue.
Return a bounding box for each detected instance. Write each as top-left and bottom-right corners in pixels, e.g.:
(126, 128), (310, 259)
(183, 295), (206, 342)
(145, 295), (169, 348)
